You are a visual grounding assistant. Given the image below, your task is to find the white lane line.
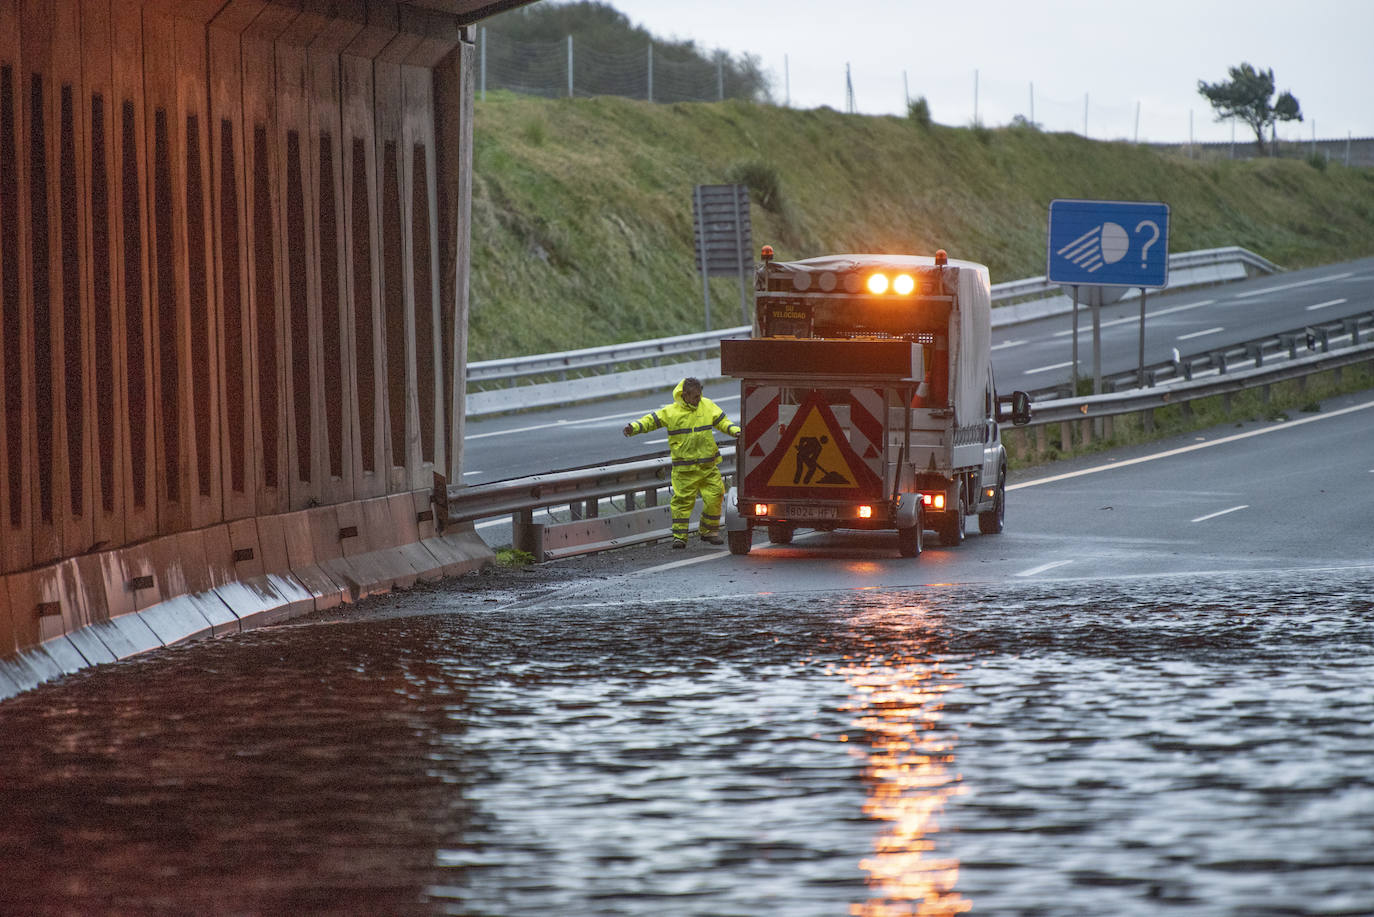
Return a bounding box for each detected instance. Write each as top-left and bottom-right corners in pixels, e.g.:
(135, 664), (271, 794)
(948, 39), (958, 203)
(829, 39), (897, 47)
(1232, 271), (1354, 299)
(1024, 360), (1074, 375)
(1009, 399), (1374, 490)
(1052, 299), (1216, 337)
(475, 518), (505, 529)
(637, 551), (729, 574)
(1305, 298), (1348, 312)
(463, 470), (482, 476)
(1015, 559), (1074, 578)
(992, 339), (1026, 351)
(1177, 326), (1224, 341)
(1191, 504), (1249, 523)
(466, 392), (741, 440)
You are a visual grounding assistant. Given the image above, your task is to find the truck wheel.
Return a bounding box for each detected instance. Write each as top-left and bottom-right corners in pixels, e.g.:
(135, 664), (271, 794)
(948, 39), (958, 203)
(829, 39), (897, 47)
(767, 523), (794, 544)
(940, 481), (966, 546)
(727, 530), (752, 555)
(897, 520), (922, 557)
(978, 469), (1006, 534)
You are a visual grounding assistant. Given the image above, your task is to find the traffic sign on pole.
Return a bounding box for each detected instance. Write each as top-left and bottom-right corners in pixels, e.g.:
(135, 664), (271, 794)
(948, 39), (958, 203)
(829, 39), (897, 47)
(1047, 199), (1169, 288)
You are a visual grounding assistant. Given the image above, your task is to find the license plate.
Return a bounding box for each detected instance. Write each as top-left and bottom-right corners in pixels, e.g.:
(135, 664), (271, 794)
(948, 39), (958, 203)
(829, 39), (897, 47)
(783, 504), (838, 520)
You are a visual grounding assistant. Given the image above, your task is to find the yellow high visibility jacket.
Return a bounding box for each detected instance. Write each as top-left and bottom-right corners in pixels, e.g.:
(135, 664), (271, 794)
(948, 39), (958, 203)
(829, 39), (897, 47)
(627, 379), (741, 468)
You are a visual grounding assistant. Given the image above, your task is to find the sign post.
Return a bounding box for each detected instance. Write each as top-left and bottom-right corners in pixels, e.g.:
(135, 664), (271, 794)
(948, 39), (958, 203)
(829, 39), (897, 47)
(1047, 199), (1170, 395)
(692, 184), (753, 331)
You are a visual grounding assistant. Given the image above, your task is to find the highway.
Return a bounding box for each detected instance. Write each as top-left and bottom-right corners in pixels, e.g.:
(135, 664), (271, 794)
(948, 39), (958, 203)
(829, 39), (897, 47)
(461, 256), (1374, 546)
(501, 386), (1374, 600)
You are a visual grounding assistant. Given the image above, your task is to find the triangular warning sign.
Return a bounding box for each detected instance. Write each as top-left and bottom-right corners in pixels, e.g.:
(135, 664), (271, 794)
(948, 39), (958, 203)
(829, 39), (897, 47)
(745, 391), (883, 499)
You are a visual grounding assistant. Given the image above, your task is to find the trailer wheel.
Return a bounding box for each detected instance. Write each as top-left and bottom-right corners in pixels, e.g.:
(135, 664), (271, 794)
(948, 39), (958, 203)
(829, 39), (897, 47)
(897, 519), (923, 557)
(939, 481), (966, 546)
(727, 530), (752, 555)
(767, 523), (794, 544)
(978, 468), (1006, 534)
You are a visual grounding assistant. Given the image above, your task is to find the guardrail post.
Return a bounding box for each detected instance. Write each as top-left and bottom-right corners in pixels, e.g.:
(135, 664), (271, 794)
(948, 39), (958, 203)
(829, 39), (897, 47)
(1282, 334), (1298, 359)
(1343, 317), (1360, 345)
(1060, 421), (1071, 452)
(1035, 424), (1047, 456)
(1142, 408), (1154, 434)
(512, 509), (546, 561)
(1211, 350), (1228, 375)
(1245, 343), (1263, 369)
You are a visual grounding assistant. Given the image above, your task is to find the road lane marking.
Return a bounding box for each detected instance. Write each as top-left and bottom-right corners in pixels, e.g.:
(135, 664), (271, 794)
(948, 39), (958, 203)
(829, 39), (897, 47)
(1009, 399), (1374, 490)
(1191, 505), (1249, 523)
(463, 470), (482, 476)
(1024, 360), (1074, 375)
(461, 390), (741, 439)
(1305, 298), (1348, 312)
(1177, 326), (1224, 340)
(992, 339), (1026, 351)
(1232, 272), (1354, 298)
(1015, 559), (1073, 577)
(1052, 298), (1215, 337)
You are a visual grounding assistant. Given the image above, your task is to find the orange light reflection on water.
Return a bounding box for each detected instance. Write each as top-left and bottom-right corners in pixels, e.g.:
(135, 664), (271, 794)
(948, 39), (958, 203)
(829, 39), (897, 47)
(837, 610), (971, 916)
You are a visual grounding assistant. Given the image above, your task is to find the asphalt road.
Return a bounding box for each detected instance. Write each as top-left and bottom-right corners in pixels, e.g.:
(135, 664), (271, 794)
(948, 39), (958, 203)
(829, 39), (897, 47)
(462, 256), (1374, 489)
(519, 386), (1374, 599)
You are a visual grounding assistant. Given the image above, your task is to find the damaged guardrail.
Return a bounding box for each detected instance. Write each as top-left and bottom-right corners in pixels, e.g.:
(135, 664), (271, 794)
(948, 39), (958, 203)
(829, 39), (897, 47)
(441, 338), (1373, 560)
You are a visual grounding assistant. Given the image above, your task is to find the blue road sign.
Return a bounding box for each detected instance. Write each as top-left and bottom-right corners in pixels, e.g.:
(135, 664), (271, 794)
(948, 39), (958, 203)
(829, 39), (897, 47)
(1047, 199), (1170, 288)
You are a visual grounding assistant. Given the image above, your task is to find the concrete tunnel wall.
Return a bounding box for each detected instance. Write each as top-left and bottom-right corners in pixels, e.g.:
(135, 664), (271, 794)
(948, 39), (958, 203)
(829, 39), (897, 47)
(0, 0), (490, 694)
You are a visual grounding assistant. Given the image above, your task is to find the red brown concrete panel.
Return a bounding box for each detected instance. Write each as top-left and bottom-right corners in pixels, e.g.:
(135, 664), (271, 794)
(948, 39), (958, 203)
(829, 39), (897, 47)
(79, 0), (130, 555)
(374, 31), (422, 494)
(342, 18), (396, 499)
(308, 15), (363, 507)
(240, 2), (296, 519)
(141, 3), (195, 535)
(276, 11), (330, 511)
(430, 32), (474, 482)
(109, 0), (160, 548)
(172, 5), (225, 531)
(0, 0), (33, 575)
(209, 2), (272, 526)
(401, 44), (444, 492)
(49, 0), (98, 563)
(18, 0), (59, 567)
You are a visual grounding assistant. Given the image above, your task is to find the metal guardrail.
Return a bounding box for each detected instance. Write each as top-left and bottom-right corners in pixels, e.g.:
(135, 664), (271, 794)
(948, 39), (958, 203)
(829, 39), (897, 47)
(444, 338), (1373, 559)
(465, 247), (1278, 416)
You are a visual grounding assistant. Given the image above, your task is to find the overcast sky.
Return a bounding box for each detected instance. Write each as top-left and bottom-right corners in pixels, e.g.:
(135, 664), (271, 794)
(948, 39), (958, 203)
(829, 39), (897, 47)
(603, 0), (1373, 145)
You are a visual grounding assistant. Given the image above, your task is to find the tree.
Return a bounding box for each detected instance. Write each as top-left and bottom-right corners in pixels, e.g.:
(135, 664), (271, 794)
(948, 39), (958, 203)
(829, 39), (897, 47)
(1197, 63), (1302, 155)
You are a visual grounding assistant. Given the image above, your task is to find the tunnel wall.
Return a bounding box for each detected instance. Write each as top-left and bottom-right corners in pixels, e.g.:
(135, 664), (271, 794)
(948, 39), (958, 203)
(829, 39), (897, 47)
(0, 0), (484, 680)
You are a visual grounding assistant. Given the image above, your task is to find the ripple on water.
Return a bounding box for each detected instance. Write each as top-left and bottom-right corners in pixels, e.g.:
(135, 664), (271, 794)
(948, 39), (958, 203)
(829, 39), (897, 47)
(0, 570), (1371, 916)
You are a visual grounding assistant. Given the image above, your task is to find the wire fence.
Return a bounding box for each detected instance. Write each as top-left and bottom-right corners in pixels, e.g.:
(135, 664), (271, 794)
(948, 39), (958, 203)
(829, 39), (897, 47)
(479, 29), (743, 103)
(476, 31), (1373, 165)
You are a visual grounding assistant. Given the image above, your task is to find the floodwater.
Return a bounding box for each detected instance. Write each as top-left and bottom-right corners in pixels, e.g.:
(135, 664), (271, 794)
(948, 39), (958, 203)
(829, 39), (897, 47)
(2, 569), (1373, 916)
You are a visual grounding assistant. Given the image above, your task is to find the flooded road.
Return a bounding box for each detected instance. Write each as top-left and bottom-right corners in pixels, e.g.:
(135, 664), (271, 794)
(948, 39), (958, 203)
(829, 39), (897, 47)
(3, 567), (1373, 916)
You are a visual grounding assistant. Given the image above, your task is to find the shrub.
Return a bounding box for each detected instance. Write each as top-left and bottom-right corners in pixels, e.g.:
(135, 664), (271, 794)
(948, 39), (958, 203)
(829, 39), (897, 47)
(907, 95), (931, 128)
(725, 159), (784, 212)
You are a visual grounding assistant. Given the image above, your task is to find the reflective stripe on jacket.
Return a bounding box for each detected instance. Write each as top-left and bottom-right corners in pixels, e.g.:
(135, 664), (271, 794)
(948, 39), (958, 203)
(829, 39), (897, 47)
(626, 379), (741, 465)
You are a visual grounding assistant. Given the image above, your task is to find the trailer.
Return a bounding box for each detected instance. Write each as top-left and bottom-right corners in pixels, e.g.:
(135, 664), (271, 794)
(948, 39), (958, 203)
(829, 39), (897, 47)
(720, 249), (1031, 556)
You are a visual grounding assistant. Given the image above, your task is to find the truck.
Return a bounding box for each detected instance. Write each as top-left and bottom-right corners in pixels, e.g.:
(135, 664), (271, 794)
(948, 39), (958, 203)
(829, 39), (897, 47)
(720, 248), (1031, 557)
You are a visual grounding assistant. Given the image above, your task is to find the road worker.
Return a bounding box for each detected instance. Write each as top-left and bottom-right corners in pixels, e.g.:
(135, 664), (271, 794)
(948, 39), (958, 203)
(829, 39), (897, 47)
(623, 377), (741, 548)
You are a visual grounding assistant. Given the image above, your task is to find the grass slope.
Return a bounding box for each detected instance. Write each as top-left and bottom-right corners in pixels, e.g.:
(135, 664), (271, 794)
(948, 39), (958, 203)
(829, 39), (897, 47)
(469, 93), (1374, 360)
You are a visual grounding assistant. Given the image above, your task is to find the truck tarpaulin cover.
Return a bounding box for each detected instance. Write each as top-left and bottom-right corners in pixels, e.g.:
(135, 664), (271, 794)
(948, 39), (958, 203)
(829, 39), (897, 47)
(760, 254), (992, 427)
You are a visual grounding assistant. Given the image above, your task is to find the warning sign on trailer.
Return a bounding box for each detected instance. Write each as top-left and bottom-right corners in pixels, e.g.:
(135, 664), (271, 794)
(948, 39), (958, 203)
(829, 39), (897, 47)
(745, 391), (883, 500)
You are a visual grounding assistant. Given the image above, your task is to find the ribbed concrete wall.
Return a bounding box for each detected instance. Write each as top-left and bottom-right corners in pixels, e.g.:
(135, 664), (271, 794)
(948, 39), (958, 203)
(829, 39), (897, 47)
(0, 0), (489, 681)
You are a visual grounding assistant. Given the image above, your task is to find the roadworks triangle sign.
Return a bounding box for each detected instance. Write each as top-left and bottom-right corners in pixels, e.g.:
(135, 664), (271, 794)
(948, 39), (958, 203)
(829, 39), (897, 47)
(745, 390), (883, 500)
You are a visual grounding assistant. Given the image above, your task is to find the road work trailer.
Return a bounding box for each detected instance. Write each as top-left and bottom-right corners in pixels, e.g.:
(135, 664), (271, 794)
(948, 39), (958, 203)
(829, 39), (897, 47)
(721, 250), (1031, 556)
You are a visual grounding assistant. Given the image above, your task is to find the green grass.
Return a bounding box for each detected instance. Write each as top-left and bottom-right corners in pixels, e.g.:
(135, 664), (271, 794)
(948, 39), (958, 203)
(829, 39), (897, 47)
(469, 94), (1374, 360)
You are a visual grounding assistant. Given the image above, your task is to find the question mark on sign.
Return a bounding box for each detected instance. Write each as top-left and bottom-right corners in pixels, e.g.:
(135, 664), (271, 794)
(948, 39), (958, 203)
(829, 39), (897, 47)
(1136, 220), (1160, 269)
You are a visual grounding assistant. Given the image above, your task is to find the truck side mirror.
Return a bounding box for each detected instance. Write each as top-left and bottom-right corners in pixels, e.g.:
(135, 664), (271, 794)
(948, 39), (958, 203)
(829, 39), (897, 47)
(997, 391), (1033, 426)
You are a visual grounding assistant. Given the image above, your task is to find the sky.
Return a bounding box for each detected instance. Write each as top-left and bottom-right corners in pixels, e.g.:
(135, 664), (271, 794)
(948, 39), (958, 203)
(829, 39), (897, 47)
(602, 0), (1374, 145)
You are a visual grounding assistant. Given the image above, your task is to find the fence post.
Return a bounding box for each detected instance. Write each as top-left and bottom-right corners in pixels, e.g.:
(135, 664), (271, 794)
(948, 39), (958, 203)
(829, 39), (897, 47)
(647, 42), (653, 102)
(480, 27), (486, 101)
(567, 35), (574, 97)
